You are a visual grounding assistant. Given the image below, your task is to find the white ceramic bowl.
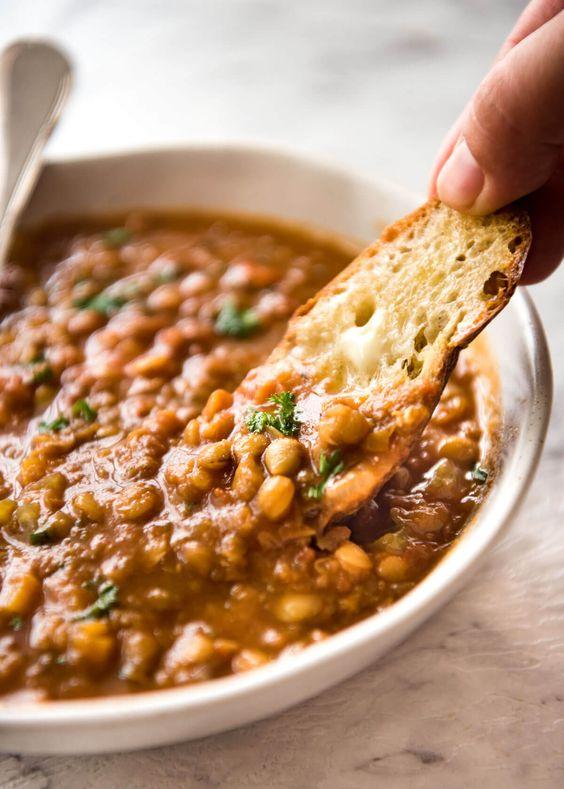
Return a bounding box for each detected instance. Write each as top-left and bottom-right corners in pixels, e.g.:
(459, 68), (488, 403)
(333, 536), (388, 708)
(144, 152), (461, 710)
(0, 145), (552, 754)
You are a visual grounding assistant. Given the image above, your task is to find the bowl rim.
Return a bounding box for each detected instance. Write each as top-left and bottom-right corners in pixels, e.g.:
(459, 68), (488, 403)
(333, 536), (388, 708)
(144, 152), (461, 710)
(0, 144), (553, 728)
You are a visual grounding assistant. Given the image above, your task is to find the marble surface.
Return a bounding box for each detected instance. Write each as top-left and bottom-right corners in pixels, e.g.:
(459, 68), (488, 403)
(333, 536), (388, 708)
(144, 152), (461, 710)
(0, 0), (563, 786)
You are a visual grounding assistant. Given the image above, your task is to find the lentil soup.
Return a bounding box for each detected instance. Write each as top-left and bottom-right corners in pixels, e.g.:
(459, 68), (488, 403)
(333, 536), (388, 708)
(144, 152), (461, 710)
(0, 211), (493, 701)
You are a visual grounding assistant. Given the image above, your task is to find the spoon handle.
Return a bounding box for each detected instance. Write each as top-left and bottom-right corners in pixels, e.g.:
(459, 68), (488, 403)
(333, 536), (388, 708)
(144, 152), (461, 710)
(0, 40), (72, 264)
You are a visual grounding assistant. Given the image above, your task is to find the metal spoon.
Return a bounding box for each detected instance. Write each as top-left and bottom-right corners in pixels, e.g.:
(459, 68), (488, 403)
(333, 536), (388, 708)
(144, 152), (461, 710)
(0, 40), (72, 266)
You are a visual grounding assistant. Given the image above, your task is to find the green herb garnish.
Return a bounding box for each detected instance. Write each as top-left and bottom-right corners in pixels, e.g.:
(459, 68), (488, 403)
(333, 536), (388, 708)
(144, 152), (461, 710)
(246, 391), (301, 437)
(246, 409), (270, 434)
(28, 351), (54, 385)
(215, 301), (261, 338)
(472, 465), (488, 484)
(72, 582), (119, 621)
(72, 398), (97, 422)
(307, 450), (345, 499)
(32, 364), (54, 385)
(73, 292), (127, 316)
(29, 526), (52, 546)
(102, 227), (132, 248)
(10, 615), (23, 631)
(38, 415), (70, 433)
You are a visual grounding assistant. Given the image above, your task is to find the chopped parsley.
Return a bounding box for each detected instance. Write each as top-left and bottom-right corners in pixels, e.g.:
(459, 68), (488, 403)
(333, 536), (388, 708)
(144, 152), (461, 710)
(73, 582), (119, 621)
(472, 464), (489, 484)
(246, 391), (301, 437)
(73, 292), (127, 316)
(38, 415), (70, 433)
(246, 409), (270, 434)
(307, 450), (345, 500)
(102, 227), (132, 248)
(10, 615), (23, 631)
(32, 364), (54, 385)
(28, 351), (54, 385)
(215, 301), (261, 338)
(72, 398), (97, 422)
(29, 526), (53, 546)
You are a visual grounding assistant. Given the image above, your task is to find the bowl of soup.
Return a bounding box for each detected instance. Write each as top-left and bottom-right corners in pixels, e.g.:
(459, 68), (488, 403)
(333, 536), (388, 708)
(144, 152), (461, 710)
(0, 144), (551, 753)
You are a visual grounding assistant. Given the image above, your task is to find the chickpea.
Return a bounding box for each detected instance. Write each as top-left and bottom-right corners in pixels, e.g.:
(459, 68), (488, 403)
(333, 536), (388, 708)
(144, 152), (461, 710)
(423, 458), (463, 502)
(274, 592), (322, 623)
(335, 541), (372, 576)
(188, 466), (215, 493)
(264, 438), (302, 476)
(438, 435), (479, 464)
(202, 389), (233, 419)
(40, 472), (68, 511)
(183, 418), (200, 445)
(19, 451), (49, 486)
(146, 408), (182, 437)
(180, 271), (212, 297)
(114, 482), (162, 521)
(200, 410), (235, 441)
(198, 440), (232, 470)
(67, 309), (105, 336)
(377, 554), (412, 583)
(0, 498), (16, 525)
(0, 570), (41, 616)
(70, 620), (115, 669)
(232, 432), (269, 461)
(396, 404), (430, 434)
(257, 475), (295, 521)
(319, 403), (369, 446)
(232, 456), (264, 501)
(120, 629), (159, 683)
(72, 491), (105, 522)
(128, 352), (173, 378)
(232, 649), (270, 673)
(15, 503), (40, 530)
(167, 630), (215, 667)
(434, 394), (469, 426)
(147, 283), (182, 312)
(44, 511), (74, 540)
(180, 541), (213, 577)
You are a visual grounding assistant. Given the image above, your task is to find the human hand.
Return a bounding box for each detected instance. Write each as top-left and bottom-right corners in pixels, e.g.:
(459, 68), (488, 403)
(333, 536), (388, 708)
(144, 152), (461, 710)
(429, 0), (564, 283)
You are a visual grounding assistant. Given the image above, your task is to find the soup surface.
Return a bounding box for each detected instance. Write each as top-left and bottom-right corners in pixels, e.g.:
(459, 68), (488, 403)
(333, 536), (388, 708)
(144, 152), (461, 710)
(0, 212), (492, 701)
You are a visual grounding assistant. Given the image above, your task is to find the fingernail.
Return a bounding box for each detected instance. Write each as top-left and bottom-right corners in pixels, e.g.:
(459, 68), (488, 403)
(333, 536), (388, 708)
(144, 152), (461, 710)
(436, 139), (484, 209)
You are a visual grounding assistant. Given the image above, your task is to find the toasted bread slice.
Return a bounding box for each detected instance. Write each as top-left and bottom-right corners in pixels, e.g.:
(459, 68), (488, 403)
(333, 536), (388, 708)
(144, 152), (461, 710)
(165, 200), (530, 543)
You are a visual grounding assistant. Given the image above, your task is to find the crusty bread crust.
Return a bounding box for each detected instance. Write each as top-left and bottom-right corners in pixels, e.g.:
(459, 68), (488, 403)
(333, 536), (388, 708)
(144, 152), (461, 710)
(237, 199), (530, 529)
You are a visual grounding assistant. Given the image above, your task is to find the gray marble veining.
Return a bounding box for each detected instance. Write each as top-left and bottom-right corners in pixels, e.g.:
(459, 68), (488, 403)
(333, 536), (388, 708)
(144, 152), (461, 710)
(0, 1), (562, 787)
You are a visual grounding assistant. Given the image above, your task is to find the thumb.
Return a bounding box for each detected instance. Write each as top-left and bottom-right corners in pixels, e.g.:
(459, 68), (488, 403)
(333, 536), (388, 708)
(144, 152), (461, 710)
(437, 10), (564, 215)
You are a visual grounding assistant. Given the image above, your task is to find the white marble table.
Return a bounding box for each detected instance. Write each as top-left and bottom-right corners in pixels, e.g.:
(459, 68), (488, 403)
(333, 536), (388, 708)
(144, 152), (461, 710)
(1, 1), (563, 786)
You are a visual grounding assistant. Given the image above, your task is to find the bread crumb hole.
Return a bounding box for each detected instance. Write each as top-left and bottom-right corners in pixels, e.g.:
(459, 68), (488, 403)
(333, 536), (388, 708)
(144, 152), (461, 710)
(354, 301), (374, 327)
(402, 355), (423, 379)
(483, 270), (508, 296)
(414, 328), (427, 352)
(508, 235), (522, 253)
(455, 254), (466, 262)
(426, 310), (448, 343)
